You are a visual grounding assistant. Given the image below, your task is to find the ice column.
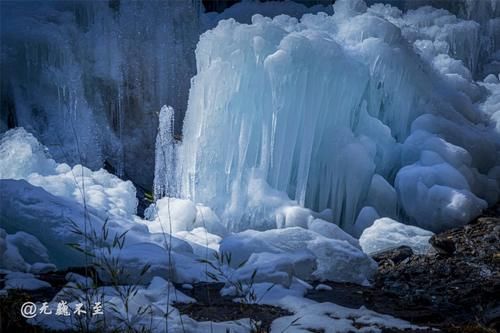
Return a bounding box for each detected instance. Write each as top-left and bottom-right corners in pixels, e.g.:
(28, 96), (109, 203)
(154, 106), (178, 200)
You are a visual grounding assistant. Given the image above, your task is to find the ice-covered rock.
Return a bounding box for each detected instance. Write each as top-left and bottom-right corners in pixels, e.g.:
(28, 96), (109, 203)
(220, 227), (377, 285)
(0, 228), (29, 272)
(360, 218), (435, 255)
(308, 218), (360, 249)
(0, 228), (53, 273)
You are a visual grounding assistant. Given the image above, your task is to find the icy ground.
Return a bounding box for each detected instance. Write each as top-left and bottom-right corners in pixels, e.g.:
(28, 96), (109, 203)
(1, 0), (500, 332)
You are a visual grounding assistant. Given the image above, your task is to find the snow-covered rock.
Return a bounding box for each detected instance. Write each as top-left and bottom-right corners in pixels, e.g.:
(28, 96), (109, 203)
(360, 218), (435, 255)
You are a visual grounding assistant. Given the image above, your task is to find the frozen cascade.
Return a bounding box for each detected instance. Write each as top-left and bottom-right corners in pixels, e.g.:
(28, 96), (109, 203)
(0, 0), (201, 188)
(365, 0), (500, 77)
(153, 106), (178, 200)
(176, 0), (500, 232)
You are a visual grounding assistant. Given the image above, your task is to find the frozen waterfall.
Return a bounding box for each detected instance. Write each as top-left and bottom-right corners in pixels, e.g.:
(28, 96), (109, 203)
(174, 0), (500, 232)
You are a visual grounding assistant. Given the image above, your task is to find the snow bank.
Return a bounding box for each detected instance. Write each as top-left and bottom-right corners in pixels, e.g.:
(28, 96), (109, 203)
(0, 128), (137, 218)
(220, 227), (377, 285)
(176, 0), (500, 233)
(359, 218), (434, 254)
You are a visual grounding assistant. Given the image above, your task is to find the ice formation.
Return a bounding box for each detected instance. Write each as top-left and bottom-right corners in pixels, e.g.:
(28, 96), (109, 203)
(5, 1), (498, 331)
(176, 0), (500, 233)
(153, 105), (178, 199)
(203, 0), (333, 26)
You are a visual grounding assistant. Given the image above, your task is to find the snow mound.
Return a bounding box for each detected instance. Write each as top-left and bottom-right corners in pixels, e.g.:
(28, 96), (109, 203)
(0, 128), (137, 218)
(232, 251), (317, 288)
(220, 227), (377, 285)
(359, 218), (434, 255)
(0, 228), (53, 273)
(175, 0), (500, 233)
(146, 197), (228, 236)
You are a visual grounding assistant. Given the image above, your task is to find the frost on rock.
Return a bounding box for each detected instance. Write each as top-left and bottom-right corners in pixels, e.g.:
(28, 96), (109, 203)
(177, 0), (500, 233)
(359, 218), (434, 255)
